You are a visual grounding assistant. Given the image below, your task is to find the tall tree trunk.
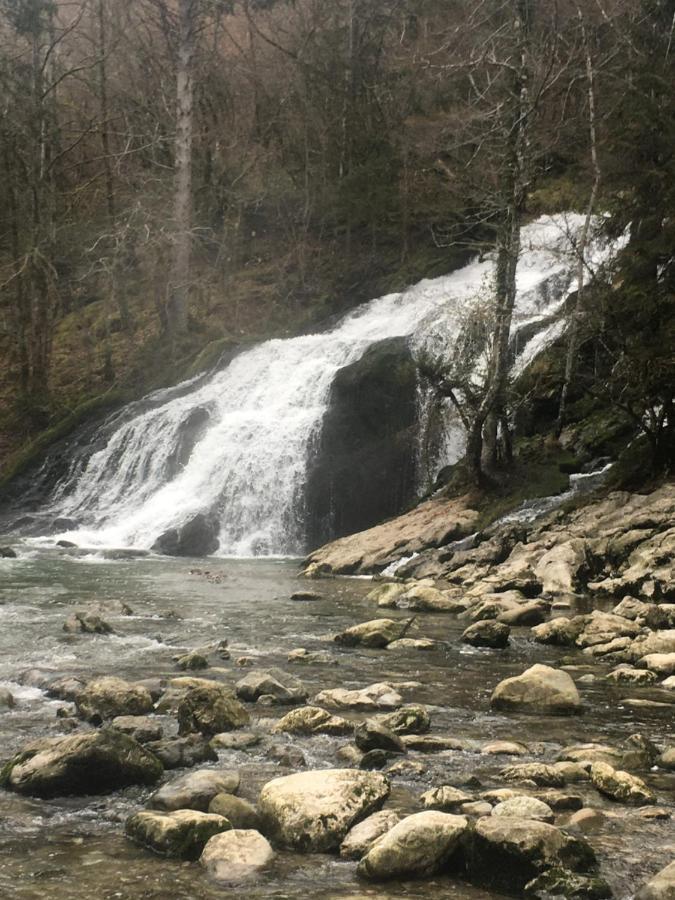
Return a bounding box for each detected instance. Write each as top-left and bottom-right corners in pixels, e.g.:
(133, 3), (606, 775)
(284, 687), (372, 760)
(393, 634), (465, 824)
(167, 0), (198, 337)
(467, 0), (531, 481)
(557, 10), (601, 433)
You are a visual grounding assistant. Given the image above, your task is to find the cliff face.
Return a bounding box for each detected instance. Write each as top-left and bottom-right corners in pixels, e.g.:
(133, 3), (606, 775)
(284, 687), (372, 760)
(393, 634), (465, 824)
(303, 480), (675, 612)
(304, 337), (420, 549)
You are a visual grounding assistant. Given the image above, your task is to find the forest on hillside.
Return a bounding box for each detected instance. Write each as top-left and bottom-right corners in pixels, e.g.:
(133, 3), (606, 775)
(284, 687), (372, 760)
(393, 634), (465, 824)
(0, 0), (673, 480)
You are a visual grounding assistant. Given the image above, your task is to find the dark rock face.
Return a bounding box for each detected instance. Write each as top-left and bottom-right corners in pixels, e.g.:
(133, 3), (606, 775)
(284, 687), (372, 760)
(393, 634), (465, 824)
(305, 337), (419, 549)
(152, 513), (220, 557)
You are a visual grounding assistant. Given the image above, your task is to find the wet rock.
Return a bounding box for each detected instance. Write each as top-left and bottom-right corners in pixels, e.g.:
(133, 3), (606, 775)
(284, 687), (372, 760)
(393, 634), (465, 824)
(606, 666), (657, 686)
(638, 806), (671, 820)
(589, 762), (656, 805)
(499, 601), (549, 627)
(125, 809), (230, 859)
(401, 585), (458, 612)
(568, 808), (605, 831)
(360, 749), (402, 770)
(662, 676), (675, 689)
(461, 620), (510, 649)
(152, 513), (220, 557)
(208, 794), (260, 830)
(481, 788), (520, 804)
(354, 720), (405, 754)
(314, 683), (402, 711)
(357, 811), (468, 881)
(402, 735), (469, 753)
(177, 683), (250, 736)
(538, 790), (583, 811)
(630, 630), (675, 663)
(386, 638), (443, 651)
(491, 664), (582, 716)
(576, 611), (642, 649)
(481, 740), (528, 756)
(63, 611), (114, 635)
(334, 618), (413, 649)
(146, 734), (218, 769)
(287, 648), (332, 665)
(150, 768), (240, 812)
(0, 547), (17, 558)
(339, 810), (402, 860)
(200, 829), (275, 883)
(492, 796), (554, 823)
(366, 582), (407, 608)
(461, 800), (492, 817)
(111, 715), (163, 743)
(0, 729), (162, 797)
(258, 768), (390, 852)
(175, 651), (209, 671)
(235, 669), (307, 705)
(532, 616), (587, 646)
(640, 653), (675, 675)
(525, 867), (613, 899)
(467, 817), (597, 893)
(644, 604), (675, 630)
(272, 705), (352, 737)
(501, 763), (567, 788)
(635, 861), (675, 900)
(75, 677), (154, 722)
(559, 743), (623, 768)
(420, 785), (472, 811)
(612, 597), (652, 621)
(266, 744), (307, 768)
(0, 688), (15, 710)
(210, 732), (262, 751)
(290, 590), (322, 602)
(659, 747), (675, 770)
(386, 758), (428, 779)
(376, 705), (430, 735)
(534, 540), (588, 596)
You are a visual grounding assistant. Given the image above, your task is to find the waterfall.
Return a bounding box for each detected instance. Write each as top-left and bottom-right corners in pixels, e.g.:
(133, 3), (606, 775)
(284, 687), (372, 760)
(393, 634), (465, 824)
(39, 214), (621, 557)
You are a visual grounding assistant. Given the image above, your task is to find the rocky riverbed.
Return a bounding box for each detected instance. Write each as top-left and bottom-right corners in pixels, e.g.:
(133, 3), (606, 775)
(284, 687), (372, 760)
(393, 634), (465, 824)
(0, 513), (674, 898)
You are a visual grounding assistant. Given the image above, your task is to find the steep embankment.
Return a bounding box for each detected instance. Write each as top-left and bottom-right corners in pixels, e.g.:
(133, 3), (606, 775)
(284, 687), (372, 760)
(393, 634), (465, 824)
(304, 481), (675, 614)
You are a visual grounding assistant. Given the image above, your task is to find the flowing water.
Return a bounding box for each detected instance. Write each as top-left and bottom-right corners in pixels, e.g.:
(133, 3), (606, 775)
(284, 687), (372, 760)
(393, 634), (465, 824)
(0, 551), (673, 899)
(32, 214), (621, 558)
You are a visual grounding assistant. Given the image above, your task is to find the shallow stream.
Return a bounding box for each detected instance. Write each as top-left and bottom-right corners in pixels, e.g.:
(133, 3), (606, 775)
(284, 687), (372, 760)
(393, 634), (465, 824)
(0, 550), (673, 899)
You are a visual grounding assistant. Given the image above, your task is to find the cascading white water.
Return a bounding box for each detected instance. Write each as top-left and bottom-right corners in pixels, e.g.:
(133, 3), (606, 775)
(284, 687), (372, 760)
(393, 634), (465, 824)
(43, 214), (621, 556)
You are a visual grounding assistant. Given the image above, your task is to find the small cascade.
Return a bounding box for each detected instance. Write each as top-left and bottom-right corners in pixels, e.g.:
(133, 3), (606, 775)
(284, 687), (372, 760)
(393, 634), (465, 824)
(36, 214), (620, 557)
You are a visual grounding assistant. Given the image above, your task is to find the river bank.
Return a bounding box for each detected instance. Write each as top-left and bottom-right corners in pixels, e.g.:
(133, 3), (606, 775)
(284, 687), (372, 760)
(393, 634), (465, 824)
(0, 527), (673, 898)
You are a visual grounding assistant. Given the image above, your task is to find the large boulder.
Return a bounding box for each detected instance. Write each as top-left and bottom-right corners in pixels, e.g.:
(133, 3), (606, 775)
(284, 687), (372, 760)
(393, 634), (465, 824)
(461, 620), (510, 649)
(75, 677), (154, 722)
(532, 616), (587, 646)
(125, 809), (230, 859)
(354, 720), (405, 754)
(492, 796), (555, 823)
(313, 683), (402, 711)
(177, 683), (250, 736)
(258, 768), (390, 852)
(589, 762), (656, 805)
(334, 618), (412, 649)
(150, 769), (240, 812)
(152, 513), (220, 557)
(339, 810), (401, 860)
(272, 706), (352, 736)
(145, 735), (218, 770)
(357, 811), (468, 881)
(200, 829), (275, 882)
(305, 337), (420, 548)
(208, 794), (260, 830)
(490, 664), (582, 716)
(635, 861), (675, 900)
(467, 817), (597, 893)
(0, 729), (162, 797)
(376, 705), (430, 735)
(235, 669), (307, 705)
(533, 540), (587, 595)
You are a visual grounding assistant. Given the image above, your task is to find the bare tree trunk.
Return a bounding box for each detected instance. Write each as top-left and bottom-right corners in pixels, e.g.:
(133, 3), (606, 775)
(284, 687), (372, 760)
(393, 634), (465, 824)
(167, 0), (198, 337)
(557, 10), (601, 433)
(468, 0), (530, 481)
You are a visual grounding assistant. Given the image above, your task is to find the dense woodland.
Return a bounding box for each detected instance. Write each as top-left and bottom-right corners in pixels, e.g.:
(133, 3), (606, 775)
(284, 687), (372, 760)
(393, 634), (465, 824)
(0, 0), (673, 482)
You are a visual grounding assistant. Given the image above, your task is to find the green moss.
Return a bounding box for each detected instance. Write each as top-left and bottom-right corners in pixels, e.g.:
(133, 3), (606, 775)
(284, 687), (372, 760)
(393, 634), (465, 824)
(0, 391), (129, 487)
